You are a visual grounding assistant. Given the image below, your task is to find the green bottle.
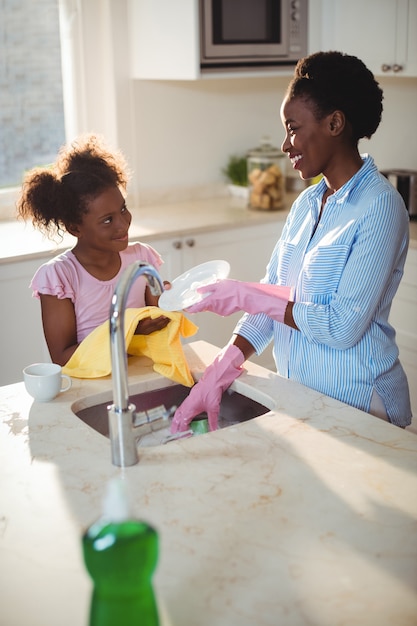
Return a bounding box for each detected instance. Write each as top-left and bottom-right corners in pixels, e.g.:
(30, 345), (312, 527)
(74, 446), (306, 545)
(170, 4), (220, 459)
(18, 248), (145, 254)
(82, 479), (160, 626)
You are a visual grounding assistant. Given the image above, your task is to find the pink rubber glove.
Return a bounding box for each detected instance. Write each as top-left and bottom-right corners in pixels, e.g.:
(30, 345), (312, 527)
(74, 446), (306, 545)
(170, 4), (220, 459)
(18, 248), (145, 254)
(186, 279), (293, 322)
(170, 344), (245, 433)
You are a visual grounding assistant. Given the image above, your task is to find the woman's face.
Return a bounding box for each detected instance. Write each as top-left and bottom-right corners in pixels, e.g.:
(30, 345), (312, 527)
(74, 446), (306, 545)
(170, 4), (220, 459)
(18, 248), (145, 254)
(74, 186), (132, 253)
(280, 95), (334, 180)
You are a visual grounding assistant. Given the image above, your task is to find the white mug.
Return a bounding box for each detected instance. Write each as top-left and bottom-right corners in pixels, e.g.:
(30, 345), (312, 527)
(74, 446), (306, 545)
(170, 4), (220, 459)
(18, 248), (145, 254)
(23, 363), (72, 402)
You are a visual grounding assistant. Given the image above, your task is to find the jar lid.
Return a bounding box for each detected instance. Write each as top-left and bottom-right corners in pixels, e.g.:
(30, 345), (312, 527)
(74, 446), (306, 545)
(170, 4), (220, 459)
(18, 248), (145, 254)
(248, 135), (282, 158)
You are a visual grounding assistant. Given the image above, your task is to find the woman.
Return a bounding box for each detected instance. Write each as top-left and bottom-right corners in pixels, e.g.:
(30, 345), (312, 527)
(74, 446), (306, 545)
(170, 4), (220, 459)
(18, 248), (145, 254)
(171, 51), (411, 432)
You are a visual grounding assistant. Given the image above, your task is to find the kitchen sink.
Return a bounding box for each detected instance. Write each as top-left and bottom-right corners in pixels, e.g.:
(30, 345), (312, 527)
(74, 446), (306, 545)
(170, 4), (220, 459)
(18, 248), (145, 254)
(74, 382), (271, 447)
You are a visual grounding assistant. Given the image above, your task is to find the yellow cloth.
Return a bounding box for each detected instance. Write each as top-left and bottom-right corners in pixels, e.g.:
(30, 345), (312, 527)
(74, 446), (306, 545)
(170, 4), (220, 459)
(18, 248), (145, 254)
(62, 307), (198, 385)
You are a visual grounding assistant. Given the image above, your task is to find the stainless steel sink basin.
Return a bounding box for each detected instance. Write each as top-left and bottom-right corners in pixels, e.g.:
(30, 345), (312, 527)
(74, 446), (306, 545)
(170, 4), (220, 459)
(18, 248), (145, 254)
(74, 382), (271, 447)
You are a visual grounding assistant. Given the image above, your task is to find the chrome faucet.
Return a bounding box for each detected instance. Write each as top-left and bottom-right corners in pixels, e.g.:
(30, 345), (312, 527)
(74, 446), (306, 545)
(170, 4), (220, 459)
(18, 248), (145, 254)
(108, 261), (164, 467)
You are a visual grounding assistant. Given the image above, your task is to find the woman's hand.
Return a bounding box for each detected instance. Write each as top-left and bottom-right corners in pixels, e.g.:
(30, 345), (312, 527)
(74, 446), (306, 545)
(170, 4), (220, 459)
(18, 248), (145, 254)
(170, 344), (245, 432)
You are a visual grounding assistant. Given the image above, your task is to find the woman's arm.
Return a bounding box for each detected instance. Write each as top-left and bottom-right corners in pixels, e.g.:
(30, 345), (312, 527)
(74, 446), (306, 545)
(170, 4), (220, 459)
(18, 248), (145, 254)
(39, 294), (79, 365)
(232, 334), (257, 360)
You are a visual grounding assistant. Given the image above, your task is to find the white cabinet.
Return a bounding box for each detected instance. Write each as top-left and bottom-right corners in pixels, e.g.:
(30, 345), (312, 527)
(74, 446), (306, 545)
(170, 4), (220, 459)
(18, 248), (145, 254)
(0, 257), (50, 386)
(127, 0), (417, 80)
(389, 246), (417, 420)
(146, 220), (285, 368)
(320, 0), (417, 77)
(127, 0), (322, 80)
(128, 0), (200, 80)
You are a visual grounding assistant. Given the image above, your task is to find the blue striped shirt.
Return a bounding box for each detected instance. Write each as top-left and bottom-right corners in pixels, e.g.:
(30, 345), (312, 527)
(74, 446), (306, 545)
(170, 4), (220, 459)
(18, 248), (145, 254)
(234, 155), (412, 426)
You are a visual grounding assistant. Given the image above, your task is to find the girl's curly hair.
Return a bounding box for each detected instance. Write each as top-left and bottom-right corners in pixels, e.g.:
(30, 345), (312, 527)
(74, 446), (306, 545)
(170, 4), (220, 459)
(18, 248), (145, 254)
(16, 134), (130, 239)
(286, 51), (383, 142)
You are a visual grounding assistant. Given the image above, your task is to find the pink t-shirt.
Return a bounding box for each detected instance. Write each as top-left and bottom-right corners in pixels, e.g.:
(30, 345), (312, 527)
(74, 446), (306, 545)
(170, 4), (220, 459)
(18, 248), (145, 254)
(31, 242), (163, 343)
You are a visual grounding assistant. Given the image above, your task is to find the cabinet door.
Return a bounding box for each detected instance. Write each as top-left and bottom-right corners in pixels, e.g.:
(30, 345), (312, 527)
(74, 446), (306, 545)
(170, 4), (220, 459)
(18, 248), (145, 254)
(128, 0), (200, 80)
(0, 258), (50, 386)
(180, 222), (284, 279)
(146, 236), (184, 282)
(320, 0), (415, 77)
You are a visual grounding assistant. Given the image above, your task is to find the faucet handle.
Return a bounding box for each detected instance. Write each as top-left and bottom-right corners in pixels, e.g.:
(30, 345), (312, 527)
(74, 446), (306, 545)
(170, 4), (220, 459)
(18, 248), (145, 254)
(133, 404), (177, 430)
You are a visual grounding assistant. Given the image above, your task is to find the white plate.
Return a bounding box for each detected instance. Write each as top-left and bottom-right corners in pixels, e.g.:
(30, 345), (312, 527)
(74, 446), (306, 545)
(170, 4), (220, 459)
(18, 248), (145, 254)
(159, 260), (230, 311)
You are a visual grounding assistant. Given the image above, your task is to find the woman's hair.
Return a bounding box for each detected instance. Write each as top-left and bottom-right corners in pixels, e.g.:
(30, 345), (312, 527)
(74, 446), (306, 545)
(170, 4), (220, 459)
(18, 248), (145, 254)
(286, 51), (383, 142)
(16, 134), (130, 238)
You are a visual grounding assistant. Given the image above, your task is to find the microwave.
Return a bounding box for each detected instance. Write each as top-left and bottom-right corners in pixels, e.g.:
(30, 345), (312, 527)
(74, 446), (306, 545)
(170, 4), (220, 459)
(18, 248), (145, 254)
(200, 0), (308, 72)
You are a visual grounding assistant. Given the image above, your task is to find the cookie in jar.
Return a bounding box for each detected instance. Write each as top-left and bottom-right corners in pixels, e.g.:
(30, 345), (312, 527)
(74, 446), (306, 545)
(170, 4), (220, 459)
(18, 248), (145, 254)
(247, 137), (286, 211)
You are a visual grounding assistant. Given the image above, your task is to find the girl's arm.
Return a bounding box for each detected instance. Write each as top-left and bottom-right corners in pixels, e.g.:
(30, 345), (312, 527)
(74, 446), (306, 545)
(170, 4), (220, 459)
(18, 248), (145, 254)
(134, 283), (170, 335)
(40, 294), (79, 365)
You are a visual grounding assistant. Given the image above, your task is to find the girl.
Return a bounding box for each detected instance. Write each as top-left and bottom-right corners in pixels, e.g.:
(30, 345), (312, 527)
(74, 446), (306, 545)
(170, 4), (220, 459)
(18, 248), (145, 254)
(17, 134), (170, 366)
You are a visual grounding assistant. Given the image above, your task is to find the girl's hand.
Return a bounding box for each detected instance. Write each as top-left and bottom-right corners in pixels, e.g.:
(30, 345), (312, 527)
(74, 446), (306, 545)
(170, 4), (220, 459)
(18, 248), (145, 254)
(139, 280), (173, 334)
(145, 280), (172, 308)
(134, 315), (170, 335)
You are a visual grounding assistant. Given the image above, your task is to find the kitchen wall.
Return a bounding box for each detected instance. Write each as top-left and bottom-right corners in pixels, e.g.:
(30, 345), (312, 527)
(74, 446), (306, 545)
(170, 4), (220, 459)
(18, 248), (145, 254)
(131, 75), (417, 200)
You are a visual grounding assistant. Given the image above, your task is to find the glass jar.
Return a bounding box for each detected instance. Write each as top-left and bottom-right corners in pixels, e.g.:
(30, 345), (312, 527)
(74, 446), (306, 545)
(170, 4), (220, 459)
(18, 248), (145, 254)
(247, 136), (286, 211)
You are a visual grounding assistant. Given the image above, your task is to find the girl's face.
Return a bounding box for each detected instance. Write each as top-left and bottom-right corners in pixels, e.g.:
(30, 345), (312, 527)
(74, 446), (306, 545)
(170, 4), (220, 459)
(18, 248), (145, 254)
(280, 95), (335, 180)
(74, 186), (132, 253)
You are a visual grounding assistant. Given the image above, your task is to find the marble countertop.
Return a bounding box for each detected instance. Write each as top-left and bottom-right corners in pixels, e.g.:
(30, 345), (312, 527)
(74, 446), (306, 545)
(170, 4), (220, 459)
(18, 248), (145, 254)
(1, 192), (416, 264)
(1, 340), (416, 626)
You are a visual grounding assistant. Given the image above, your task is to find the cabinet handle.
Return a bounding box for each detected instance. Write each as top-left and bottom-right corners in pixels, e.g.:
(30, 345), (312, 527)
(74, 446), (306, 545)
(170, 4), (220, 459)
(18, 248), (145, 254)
(172, 240), (182, 250)
(392, 64), (403, 73)
(185, 238), (195, 247)
(381, 63), (392, 72)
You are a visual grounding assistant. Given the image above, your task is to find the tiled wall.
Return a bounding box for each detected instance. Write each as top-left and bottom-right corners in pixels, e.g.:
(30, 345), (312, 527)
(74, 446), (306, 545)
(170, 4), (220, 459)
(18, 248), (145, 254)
(0, 0), (65, 187)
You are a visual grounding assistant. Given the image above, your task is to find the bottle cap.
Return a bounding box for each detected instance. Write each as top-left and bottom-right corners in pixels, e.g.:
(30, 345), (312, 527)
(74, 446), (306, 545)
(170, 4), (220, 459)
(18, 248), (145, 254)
(102, 478), (131, 522)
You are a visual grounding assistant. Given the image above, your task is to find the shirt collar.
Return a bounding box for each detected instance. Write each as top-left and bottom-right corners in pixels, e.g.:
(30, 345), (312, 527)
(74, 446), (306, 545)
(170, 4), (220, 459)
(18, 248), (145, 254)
(309, 154), (375, 204)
